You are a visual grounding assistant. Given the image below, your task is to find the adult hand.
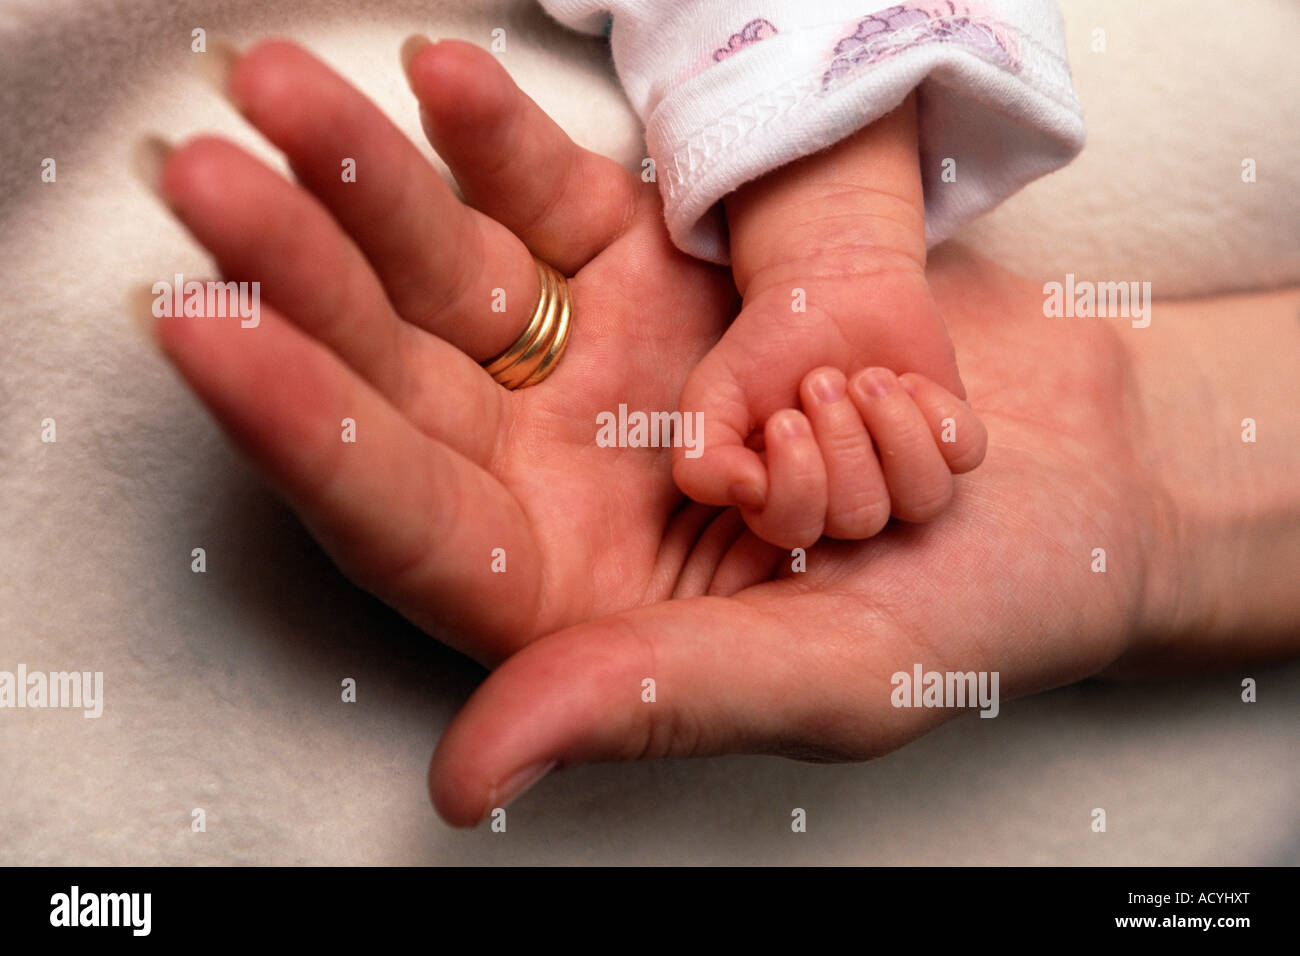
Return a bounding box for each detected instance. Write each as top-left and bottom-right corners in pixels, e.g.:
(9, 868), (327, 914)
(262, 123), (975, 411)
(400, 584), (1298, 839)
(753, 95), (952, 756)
(429, 256), (1300, 825)
(147, 38), (739, 667)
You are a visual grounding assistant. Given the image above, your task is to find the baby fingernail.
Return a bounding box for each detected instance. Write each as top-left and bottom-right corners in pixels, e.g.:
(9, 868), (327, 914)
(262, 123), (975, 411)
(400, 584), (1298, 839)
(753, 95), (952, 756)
(132, 135), (173, 202)
(857, 368), (896, 398)
(486, 759), (556, 820)
(401, 34), (434, 87)
(774, 411), (809, 439)
(810, 370), (844, 403)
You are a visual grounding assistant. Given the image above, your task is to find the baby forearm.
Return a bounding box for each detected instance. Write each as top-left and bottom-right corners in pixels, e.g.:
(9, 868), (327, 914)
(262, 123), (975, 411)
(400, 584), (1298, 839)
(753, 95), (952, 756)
(724, 92), (925, 298)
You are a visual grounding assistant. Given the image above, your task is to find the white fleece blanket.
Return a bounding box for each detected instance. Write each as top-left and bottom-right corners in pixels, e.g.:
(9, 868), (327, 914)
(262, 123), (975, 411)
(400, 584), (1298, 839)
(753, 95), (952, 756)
(1, 0), (1297, 865)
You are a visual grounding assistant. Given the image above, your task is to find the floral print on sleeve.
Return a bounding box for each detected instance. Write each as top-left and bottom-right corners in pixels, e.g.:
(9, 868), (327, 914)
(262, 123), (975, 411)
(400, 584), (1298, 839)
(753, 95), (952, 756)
(713, 18), (779, 62)
(823, 2), (1020, 87)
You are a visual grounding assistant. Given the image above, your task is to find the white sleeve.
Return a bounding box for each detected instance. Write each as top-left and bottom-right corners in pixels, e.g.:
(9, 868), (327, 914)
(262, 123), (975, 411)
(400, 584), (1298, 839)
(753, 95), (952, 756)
(539, 0), (1086, 263)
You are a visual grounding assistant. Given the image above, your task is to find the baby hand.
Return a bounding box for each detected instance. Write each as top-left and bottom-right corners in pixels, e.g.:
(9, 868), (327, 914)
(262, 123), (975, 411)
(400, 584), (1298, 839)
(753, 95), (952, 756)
(740, 366), (986, 549)
(673, 93), (985, 546)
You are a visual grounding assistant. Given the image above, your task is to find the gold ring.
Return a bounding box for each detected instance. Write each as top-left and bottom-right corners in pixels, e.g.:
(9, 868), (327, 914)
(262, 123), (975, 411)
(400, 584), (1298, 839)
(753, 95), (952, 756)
(481, 258), (573, 389)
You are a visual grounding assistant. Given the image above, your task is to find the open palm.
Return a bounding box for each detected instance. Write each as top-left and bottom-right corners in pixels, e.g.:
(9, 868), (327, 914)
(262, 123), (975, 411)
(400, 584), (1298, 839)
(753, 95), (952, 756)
(153, 39), (740, 666)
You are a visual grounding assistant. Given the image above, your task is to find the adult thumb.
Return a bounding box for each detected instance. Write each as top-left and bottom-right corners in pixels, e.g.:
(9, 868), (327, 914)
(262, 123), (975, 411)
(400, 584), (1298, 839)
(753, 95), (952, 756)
(427, 593), (871, 828)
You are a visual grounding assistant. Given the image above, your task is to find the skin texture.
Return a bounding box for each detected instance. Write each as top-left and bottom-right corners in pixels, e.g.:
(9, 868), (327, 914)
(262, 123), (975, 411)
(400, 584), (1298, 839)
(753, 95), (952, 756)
(142, 39), (1300, 828)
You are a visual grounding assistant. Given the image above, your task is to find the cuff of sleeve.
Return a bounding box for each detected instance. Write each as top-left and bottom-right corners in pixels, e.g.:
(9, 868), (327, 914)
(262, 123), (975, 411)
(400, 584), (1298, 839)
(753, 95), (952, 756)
(647, 16), (1086, 264)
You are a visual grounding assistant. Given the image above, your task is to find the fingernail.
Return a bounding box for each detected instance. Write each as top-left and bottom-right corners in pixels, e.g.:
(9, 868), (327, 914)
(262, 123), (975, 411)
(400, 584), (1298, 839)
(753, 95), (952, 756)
(809, 369), (845, 403)
(401, 34), (433, 88)
(132, 135), (173, 203)
(127, 284), (161, 345)
(899, 375), (917, 396)
(856, 367), (896, 398)
(485, 759), (555, 820)
(195, 39), (243, 108)
(776, 410), (810, 439)
(728, 480), (765, 511)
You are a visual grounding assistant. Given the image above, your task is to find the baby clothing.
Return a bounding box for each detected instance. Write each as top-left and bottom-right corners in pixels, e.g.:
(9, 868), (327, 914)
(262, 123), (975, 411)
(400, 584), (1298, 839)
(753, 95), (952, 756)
(537, 0), (1086, 263)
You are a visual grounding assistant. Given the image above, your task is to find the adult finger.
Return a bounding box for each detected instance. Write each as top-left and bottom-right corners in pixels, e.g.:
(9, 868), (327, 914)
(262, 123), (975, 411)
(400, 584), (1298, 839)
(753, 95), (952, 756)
(407, 38), (640, 274)
(222, 38), (538, 361)
(149, 292), (542, 664)
(151, 134), (506, 466)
